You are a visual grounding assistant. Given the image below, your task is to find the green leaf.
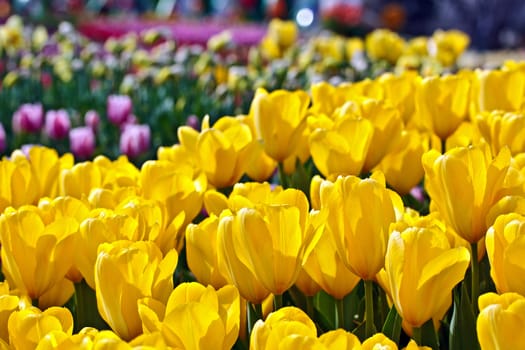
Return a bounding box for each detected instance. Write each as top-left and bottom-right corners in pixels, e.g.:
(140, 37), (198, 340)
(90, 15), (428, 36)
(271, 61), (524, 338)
(314, 291), (335, 331)
(381, 306), (402, 344)
(420, 318), (439, 350)
(449, 283), (480, 350)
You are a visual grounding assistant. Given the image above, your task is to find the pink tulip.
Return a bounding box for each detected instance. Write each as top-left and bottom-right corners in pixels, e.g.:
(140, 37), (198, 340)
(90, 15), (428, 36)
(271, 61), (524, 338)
(186, 114), (200, 131)
(69, 126), (95, 159)
(12, 103), (44, 133)
(0, 123), (6, 153)
(107, 94), (132, 126)
(119, 124), (150, 158)
(45, 109), (71, 139)
(84, 110), (100, 130)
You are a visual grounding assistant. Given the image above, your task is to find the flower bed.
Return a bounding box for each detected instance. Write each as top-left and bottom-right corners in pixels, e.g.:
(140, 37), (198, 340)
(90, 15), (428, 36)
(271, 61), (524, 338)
(0, 15), (520, 350)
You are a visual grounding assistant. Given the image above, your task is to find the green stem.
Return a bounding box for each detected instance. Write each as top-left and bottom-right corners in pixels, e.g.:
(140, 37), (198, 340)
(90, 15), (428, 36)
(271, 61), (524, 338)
(306, 295), (315, 321)
(273, 293), (283, 311)
(247, 301), (261, 335)
(254, 303), (263, 321)
(365, 280), (375, 338)
(278, 162), (289, 188)
(412, 325), (422, 346)
(335, 298), (345, 330)
(471, 242), (479, 314)
(74, 280), (108, 332)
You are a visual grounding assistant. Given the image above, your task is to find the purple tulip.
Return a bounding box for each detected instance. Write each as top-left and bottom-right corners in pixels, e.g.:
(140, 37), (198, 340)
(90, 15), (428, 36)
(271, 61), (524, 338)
(84, 110), (100, 130)
(185, 114), (200, 131)
(0, 123), (6, 153)
(107, 94), (132, 126)
(119, 123), (150, 158)
(45, 109), (71, 139)
(69, 126), (95, 159)
(12, 103), (44, 133)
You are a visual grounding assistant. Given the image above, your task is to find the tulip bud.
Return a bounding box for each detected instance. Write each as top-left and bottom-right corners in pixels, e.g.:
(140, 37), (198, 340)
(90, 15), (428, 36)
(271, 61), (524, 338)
(119, 123), (150, 158)
(12, 103), (44, 134)
(107, 94), (132, 126)
(69, 126), (95, 159)
(84, 110), (100, 130)
(45, 109), (71, 140)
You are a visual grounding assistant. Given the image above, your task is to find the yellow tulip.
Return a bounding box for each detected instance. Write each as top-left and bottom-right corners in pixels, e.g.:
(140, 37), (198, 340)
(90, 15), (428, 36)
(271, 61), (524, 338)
(252, 88), (310, 163)
(376, 130), (440, 195)
(444, 121), (484, 151)
(404, 340), (432, 350)
(220, 189), (317, 296)
(59, 161), (103, 199)
(423, 144), (523, 243)
(8, 307), (73, 350)
(361, 333), (397, 350)
(204, 182), (284, 216)
(196, 116), (252, 188)
(11, 146), (73, 199)
(477, 292), (525, 350)
(0, 281), (21, 343)
(185, 215), (230, 288)
(37, 278), (75, 310)
(379, 225), (470, 330)
(250, 306), (317, 350)
(302, 225), (361, 300)
(486, 213), (525, 295)
(319, 329), (362, 350)
(140, 159), (206, 228)
(476, 110), (525, 156)
(365, 29), (405, 64)
(267, 19), (297, 50)
(0, 206), (76, 299)
(309, 115), (374, 178)
(344, 98), (404, 172)
(0, 157), (40, 212)
(414, 74), (470, 140)
(95, 240), (178, 340)
(429, 29), (469, 67)
(309, 82), (354, 116)
(376, 72), (417, 124)
(238, 114), (277, 182)
(471, 68), (525, 115)
(145, 283), (241, 350)
(321, 173), (403, 280)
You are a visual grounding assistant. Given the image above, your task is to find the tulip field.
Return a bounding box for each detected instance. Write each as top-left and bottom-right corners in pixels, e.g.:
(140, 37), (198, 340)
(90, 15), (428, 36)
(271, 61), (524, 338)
(0, 14), (524, 350)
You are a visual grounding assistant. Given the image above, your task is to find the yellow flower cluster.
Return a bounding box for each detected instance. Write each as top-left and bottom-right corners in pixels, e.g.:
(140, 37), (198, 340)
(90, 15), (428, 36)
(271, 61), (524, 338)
(3, 52), (525, 348)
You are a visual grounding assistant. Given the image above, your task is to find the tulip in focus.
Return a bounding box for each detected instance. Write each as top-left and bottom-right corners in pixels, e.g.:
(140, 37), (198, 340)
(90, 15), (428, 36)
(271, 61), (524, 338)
(185, 215), (230, 288)
(218, 189), (318, 298)
(69, 126), (95, 159)
(476, 110), (525, 156)
(423, 144), (523, 244)
(379, 224), (470, 331)
(44, 109), (71, 140)
(107, 94), (132, 126)
(138, 282), (240, 350)
(95, 240), (178, 340)
(321, 173), (403, 280)
(12, 103), (44, 134)
(0, 206), (77, 300)
(362, 333), (398, 350)
(119, 123), (151, 158)
(477, 292), (525, 350)
(486, 213), (525, 295)
(8, 307), (73, 350)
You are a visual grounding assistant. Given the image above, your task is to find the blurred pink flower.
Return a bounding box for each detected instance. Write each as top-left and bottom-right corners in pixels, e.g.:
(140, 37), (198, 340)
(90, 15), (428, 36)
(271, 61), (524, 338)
(186, 114), (200, 130)
(84, 110), (100, 130)
(0, 123), (6, 153)
(107, 94), (132, 126)
(69, 126), (95, 159)
(119, 123), (150, 158)
(12, 103), (44, 133)
(45, 109), (71, 139)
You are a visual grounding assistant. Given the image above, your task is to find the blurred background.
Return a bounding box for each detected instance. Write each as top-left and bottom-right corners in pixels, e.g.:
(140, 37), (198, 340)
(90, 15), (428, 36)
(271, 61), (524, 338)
(3, 0), (525, 50)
